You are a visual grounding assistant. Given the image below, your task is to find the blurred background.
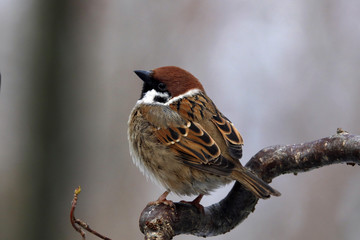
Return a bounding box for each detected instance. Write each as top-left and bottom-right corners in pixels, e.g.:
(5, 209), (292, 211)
(1, 0), (360, 239)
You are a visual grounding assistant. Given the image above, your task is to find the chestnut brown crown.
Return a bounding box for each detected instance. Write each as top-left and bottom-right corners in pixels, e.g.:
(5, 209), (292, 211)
(152, 66), (205, 97)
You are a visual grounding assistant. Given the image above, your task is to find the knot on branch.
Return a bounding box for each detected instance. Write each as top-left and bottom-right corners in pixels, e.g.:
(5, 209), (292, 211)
(140, 203), (176, 240)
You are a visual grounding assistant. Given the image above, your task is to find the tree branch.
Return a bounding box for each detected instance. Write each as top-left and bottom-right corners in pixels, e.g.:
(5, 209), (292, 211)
(139, 129), (360, 239)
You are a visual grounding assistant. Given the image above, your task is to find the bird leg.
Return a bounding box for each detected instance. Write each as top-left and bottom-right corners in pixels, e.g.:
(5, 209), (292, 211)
(157, 191), (170, 202)
(180, 194), (204, 213)
(148, 191), (174, 207)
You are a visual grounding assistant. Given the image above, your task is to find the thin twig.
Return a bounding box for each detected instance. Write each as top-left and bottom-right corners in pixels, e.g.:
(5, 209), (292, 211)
(71, 186), (86, 240)
(70, 186), (112, 240)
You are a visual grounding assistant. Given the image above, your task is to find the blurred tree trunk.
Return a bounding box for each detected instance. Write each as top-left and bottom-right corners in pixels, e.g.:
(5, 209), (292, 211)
(22, 1), (73, 239)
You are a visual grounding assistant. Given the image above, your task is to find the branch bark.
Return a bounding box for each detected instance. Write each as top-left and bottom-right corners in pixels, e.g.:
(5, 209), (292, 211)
(139, 130), (360, 239)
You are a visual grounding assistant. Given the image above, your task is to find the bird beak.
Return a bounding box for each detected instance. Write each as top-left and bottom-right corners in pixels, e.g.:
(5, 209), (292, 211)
(134, 70), (152, 84)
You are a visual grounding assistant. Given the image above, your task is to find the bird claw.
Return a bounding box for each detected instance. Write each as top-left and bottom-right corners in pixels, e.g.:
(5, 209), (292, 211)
(147, 191), (175, 208)
(180, 194), (204, 214)
(149, 199), (174, 207)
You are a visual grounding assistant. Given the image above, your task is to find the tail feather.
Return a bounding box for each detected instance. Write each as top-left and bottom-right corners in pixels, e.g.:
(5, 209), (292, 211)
(232, 169), (281, 198)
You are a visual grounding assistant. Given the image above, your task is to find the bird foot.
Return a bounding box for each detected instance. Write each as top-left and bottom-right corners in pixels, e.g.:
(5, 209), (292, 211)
(180, 194), (204, 214)
(147, 191), (174, 208)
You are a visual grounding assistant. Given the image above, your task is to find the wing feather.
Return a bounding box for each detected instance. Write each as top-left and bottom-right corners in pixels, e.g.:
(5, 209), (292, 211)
(153, 92), (244, 176)
(211, 113), (243, 159)
(156, 121), (220, 164)
(169, 92), (244, 160)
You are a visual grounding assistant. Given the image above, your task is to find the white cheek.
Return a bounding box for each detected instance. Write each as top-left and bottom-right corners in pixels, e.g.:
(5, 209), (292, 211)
(138, 89), (169, 104)
(142, 89), (158, 103)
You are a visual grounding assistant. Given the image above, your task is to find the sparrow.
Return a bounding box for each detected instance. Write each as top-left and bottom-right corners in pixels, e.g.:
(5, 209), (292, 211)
(128, 66), (280, 206)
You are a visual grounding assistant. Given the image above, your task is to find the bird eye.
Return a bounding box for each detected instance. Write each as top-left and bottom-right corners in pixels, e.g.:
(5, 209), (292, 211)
(158, 83), (166, 91)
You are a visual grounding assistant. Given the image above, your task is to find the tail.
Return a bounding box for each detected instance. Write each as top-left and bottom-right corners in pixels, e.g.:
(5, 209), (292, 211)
(232, 169), (281, 198)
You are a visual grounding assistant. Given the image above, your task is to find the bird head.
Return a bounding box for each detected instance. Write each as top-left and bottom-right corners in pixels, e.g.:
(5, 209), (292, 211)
(134, 66), (205, 104)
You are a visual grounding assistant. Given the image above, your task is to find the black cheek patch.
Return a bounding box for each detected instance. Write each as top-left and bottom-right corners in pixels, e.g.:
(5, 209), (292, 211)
(154, 96), (168, 103)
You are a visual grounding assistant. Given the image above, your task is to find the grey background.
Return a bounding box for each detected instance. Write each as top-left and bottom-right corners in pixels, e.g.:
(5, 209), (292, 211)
(1, 1), (360, 239)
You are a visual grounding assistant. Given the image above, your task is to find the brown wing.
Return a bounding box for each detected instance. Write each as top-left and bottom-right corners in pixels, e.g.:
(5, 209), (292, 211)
(170, 92), (209, 121)
(211, 113), (243, 159)
(155, 121), (235, 175)
(156, 121), (219, 164)
(170, 92), (244, 160)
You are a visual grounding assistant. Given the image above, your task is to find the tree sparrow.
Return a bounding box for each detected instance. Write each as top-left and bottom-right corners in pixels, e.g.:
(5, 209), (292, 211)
(128, 66), (280, 205)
